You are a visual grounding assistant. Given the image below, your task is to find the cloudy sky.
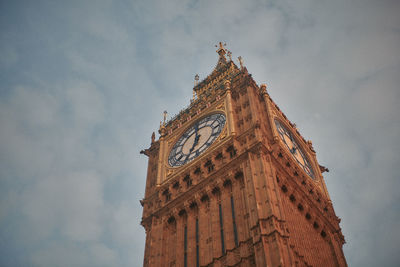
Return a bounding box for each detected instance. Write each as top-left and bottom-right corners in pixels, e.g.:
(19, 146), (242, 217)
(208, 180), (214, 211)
(0, 0), (399, 266)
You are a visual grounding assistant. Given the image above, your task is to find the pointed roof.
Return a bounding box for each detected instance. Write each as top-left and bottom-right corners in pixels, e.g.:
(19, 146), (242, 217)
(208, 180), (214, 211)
(162, 43), (242, 130)
(215, 42), (228, 70)
(193, 42), (240, 94)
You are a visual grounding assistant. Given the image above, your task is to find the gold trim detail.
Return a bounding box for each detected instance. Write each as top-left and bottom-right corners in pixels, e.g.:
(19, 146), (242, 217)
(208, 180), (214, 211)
(217, 128), (228, 141)
(167, 169), (174, 177)
(216, 103), (225, 110)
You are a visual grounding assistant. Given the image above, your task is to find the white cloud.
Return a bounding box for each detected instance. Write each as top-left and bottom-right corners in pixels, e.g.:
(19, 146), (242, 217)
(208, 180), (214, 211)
(31, 242), (90, 267)
(22, 171), (104, 242)
(31, 241), (119, 267)
(89, 243), (118, 266)
(66, 81), (106, 125)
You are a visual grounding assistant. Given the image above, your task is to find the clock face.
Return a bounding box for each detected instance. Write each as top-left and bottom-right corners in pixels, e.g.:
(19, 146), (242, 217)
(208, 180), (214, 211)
(274, 120), (315, 179)
(168, 113), (226, 167)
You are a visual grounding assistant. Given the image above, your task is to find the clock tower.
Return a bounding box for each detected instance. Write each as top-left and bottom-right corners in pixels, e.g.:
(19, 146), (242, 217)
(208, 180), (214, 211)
(140, 43), (347, 267)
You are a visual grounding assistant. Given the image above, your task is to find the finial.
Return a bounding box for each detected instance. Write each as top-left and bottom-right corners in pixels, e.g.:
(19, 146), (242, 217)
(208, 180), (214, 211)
(227, 50), (232, 61)
(215, 42), (227, 57)
(192, 90), (196, 101)
(159, 112), (167, 137)
(217, 41), (226, 50)
(238, 56), (244, 69)
(151, 132), (155, 144)
(163, 110), (167, 126)
(307, 140), (315, 152)
(192, 74), (199, 101)
(260, 84), (267, 94)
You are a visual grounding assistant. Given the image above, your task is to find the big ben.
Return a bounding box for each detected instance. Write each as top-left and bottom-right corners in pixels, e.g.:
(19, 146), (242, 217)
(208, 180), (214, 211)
(140, 43), (347, 267)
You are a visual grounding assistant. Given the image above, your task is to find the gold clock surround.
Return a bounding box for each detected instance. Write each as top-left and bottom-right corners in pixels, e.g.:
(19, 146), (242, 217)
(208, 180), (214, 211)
(168, 112), (226, 168)
(274, 119), (315, 179)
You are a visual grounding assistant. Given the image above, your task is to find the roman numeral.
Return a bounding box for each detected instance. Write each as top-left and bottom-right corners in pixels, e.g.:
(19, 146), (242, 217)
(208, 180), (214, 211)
(183, 156), (189, 163)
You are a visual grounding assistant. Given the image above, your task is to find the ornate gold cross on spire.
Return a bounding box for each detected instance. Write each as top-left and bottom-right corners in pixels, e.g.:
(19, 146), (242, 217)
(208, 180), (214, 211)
(215, 42), (227, 57)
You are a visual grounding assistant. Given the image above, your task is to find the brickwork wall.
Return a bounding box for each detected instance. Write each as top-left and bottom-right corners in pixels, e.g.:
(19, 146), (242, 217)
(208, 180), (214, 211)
(143, 167), (258, 266)
(280, 188), (338, 266)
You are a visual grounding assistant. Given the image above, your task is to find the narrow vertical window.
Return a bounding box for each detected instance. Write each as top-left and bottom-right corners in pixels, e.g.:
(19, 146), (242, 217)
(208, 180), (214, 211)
(196, 218), (199, 267)
(231, 196), (239, 247)
(219, 203), (225, 254)
(184, 225), (187, 267)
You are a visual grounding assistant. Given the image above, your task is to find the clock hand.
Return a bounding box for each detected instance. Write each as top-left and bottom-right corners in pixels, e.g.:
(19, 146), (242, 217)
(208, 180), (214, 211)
(189, 137), (199, 154)
(189, 125), (201, 153)
(194, 133), (201, 147)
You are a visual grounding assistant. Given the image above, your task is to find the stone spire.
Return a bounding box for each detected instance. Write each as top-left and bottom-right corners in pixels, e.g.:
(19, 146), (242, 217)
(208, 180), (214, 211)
(216, 42), (227, 57)
(158, 110), (167, 136)
(215, 42), (228, 70)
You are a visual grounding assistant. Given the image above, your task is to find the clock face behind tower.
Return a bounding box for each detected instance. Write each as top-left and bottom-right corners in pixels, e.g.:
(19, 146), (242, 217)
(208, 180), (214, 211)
(168, 113), (226, 167)
(274, 119), (315, 179)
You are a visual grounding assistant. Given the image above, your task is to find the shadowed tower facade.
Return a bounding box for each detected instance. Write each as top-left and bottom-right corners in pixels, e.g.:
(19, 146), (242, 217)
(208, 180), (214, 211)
(140, 43), (347, 267)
